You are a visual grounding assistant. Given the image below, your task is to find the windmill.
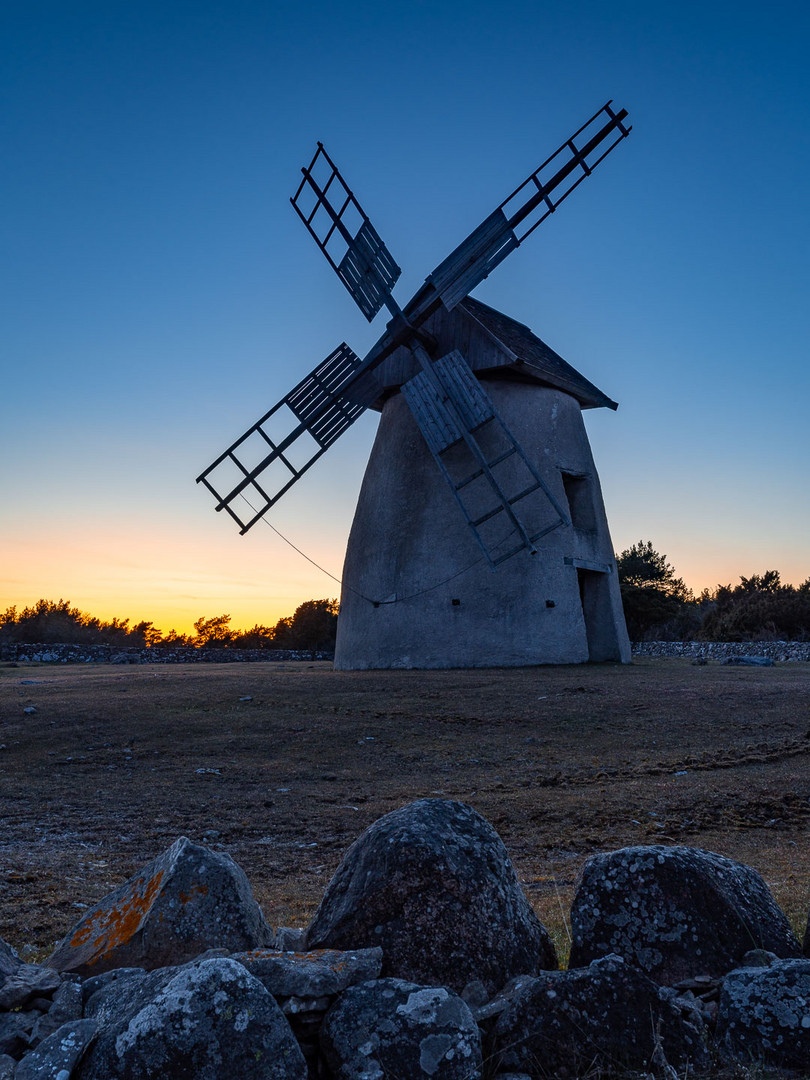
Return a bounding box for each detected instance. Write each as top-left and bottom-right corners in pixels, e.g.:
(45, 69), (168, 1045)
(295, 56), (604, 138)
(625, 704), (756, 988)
(198, 102), (633, 669)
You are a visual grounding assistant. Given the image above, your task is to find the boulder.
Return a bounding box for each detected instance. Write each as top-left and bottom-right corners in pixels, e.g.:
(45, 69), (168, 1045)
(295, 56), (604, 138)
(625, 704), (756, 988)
(0, 1011), (34, 1058)
(45, 836), (274, 975)
(0, 1054), (15, 1080)
(716, 958), (810, 1070)
(232, 946), (383, 998)
(0, 940), (19, 979)
(493, 953), (710, 1077)
(0, 965), (61, 1010)
(75, 957), (307, 1080)
(307, 799), (557, 993)
(569, 845), (800, 983)
(81, 967), (145, 1012)
(15, 1018), (98, 1080)
(29, 978), (83, 1046)
(320, 977), (482, 1080)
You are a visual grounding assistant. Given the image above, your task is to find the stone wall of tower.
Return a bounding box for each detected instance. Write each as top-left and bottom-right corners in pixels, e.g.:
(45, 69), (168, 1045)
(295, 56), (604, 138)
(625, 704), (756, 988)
(334, 381), (630, 670)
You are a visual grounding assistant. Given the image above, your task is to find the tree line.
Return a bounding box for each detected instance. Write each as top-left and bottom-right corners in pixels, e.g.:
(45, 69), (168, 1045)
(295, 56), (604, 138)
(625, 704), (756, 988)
(616, 541), (810, 642)
(0, 598), (338, 652)
(3, 548), (809, 649)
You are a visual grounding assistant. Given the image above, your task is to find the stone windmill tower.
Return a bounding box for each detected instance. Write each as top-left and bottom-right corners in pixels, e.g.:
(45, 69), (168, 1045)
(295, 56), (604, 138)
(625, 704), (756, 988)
(198, 103), (632, 669)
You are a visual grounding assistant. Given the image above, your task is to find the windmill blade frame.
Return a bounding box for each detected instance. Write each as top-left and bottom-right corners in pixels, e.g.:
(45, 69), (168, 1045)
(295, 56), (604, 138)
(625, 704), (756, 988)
(427, 101), (630, 311)
(291, 143), (401, 322)
(196, 342), (379, 533)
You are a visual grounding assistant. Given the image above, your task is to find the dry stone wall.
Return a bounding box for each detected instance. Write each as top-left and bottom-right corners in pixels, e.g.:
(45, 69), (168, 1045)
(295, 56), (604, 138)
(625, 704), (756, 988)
(633, 640), (810, 662)
(0, 643), (334, 664)
(2, 800), (809, 1078)
(3, 640), (810, 665)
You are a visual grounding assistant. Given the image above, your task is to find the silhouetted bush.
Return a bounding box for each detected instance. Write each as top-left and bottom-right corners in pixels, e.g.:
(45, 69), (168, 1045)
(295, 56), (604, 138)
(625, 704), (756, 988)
(1, 597), (340, 652)
(698, 572), (810, 641)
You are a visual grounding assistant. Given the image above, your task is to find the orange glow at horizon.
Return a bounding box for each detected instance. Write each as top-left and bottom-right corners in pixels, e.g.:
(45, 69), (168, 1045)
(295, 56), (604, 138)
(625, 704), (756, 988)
(4, 513), (808, 639)
(0, 519), (345, 637)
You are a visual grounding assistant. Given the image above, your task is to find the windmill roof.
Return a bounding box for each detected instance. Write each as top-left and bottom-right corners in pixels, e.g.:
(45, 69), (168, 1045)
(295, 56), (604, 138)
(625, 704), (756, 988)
(458, 297), (617, 411)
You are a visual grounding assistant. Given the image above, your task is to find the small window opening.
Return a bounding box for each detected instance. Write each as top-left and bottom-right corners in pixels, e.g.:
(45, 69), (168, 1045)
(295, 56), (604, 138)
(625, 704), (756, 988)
(561, 472), (597, 532)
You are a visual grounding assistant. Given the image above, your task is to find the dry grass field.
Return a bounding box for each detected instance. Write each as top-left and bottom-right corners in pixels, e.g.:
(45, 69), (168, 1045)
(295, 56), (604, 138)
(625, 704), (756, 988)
(1, 657), (808, 961)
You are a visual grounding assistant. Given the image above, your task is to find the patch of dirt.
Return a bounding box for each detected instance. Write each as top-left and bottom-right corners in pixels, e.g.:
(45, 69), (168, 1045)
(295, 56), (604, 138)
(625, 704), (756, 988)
(1, 658), (808, 957)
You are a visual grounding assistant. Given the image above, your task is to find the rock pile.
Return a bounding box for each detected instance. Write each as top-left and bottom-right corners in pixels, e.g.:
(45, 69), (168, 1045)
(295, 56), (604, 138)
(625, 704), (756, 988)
(1, 643), (333, 664)
(1, 799), (808, 1078)
(632, 640), (810, 663)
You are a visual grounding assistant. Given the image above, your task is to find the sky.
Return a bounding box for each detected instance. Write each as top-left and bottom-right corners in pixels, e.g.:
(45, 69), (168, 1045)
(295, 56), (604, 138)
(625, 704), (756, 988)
(2, 0), (809, 634)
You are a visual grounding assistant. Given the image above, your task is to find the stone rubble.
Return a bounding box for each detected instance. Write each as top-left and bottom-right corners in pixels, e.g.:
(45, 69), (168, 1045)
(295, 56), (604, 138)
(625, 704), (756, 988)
(631, 640), (810, 662)
(492, 953), (710, 1077)
(1, 643), (334, 664)
(320, 977), (483, 1080)
(0, 799), (806, 1078)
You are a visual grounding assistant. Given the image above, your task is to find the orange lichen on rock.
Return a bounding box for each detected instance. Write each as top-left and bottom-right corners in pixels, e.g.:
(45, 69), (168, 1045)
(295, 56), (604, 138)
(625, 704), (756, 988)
(70, 870), (164, 961)
(47, 836), (274, 974)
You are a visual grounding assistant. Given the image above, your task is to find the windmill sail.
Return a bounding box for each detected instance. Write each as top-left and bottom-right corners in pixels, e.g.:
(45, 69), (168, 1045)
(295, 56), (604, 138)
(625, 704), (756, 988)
(196, 343), (379, 533)
(427, 101), (630, 311)
(291, 143), (401, 322)
(401, 350), (569, 568)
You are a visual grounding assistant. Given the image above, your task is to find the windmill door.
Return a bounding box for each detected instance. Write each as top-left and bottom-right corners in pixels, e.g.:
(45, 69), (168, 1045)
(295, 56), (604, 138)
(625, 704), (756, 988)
(576, 567), (619, 662)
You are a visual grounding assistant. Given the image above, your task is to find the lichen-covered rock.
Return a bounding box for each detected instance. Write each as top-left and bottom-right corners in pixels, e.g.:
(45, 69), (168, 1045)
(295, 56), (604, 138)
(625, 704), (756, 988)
(321, 977), (483, 1080)
(0, 965), (61, 1010)
(716, 958), (810, 1069)
(30, 979), (83, 1046)
(569, 845), (800, 983)
(232, 946), (383, 997)
(75, 957), (306, 1080)
(45, 836), (274, 975)
(307, 799), (557, 993)
(81, 967), (146, 1012)
(15, 1018), (98, 1080)
(0, 1053), (15, 1080)
(493, 953), (710, 1077)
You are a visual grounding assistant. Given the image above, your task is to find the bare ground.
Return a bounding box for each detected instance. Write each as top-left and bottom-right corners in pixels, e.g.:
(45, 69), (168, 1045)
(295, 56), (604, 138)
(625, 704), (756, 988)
(1, 657), (808, 961)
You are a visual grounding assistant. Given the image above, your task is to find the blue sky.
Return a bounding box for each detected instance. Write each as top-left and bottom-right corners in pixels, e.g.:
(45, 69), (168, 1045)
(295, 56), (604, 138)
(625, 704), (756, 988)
(2, 0), (808, 631)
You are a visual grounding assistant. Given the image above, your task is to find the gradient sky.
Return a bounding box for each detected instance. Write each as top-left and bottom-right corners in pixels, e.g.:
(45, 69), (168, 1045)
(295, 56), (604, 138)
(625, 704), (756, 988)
(3, 0), (809, 633)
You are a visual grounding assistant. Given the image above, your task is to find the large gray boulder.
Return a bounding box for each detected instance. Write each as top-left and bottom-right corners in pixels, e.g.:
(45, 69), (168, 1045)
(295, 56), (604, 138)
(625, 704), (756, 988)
(75, 957), (306, 1080)
(716, 958), (810, 1070)
(321, 978), (482, 1080)
(569, 845), (800, 983)
(493, 953), (710, 1078)
(306, 799), (557, 994)
(46, 837), (274, 975)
